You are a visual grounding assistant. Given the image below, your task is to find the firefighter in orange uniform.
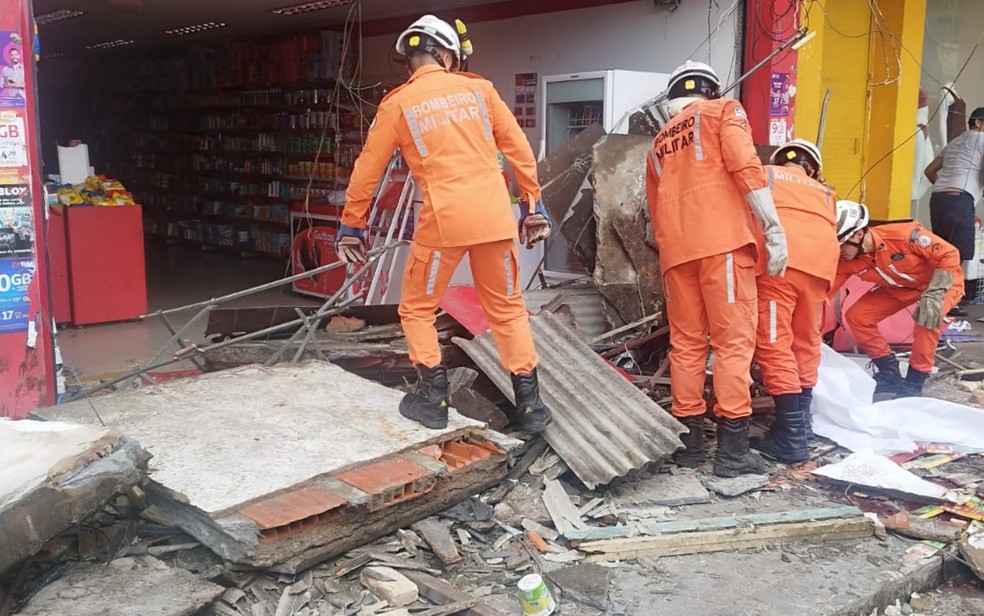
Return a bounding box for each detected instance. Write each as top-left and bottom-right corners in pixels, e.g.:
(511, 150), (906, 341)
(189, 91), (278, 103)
(335, 15), (552, 435)
(750, 139), (839, 463)
(832, 200), (965, 397)
(646, 61), (789, 478)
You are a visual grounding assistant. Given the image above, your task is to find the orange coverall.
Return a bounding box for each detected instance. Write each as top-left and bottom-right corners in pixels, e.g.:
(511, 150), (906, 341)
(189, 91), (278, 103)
(832, 223), (965, 373)
(754, 165), (839, 394)
(342, 64), (540, 374)
(645, 98), (768, 420)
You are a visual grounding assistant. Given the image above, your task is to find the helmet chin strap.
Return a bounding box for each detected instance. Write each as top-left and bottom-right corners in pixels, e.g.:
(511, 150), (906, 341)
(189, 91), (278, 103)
(843, 229), (867, 256)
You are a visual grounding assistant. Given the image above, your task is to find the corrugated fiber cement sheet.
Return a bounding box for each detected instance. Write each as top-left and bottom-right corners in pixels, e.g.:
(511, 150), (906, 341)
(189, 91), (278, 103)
(454, 311), (684, 489)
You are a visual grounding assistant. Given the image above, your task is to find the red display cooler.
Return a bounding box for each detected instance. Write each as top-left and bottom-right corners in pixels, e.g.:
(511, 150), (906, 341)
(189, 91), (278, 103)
(290, 200), (345, 299)
(49, 204), (147, 325)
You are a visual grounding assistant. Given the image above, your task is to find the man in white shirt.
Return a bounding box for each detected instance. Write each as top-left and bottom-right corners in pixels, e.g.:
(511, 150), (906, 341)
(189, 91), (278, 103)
(924, 106), (984, 315)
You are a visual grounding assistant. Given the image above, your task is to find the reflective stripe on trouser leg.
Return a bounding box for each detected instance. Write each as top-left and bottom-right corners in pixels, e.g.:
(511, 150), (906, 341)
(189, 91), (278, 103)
(755, 270), (803, 396)
(725, 252), (735, 304)
(399, 243), (465, 368)
(706, 246), (756, 419)
(664, 260), (710, 418)
(426, 251), (442, 296)
(469, 240), (538, 374)
(769, 301), (777, 343)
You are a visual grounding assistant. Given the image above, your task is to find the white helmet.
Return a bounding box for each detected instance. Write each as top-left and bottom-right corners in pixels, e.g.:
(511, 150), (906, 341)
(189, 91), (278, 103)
(667, 61), (721, 100)
(395, 15), (463, 68)
(771, 138), (823, 177)
(835, 200), (869, 244)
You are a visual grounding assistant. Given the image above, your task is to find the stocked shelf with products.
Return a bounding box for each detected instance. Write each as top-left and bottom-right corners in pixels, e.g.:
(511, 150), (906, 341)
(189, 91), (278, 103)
(47, 27), (377, 261)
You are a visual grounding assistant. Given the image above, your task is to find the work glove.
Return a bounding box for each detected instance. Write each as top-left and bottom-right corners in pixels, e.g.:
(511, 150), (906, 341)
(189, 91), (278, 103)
(517, 197), (552, 249)
(912, 269), (954, 330)
(745, 187), (788, 277)
(334, 224), (367, 264)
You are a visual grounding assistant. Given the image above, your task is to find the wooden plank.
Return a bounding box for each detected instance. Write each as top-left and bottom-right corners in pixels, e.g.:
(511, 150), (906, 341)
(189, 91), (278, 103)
(579, 517), (874, 562)
(542, 479), (588, 535)
(402, 570), (508, 616)
(411, 518), (462, 565)
(566, 506), (863, 541)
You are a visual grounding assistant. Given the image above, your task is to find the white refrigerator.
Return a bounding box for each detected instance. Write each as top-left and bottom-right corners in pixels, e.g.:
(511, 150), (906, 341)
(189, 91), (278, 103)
(535, 69), (670, 278)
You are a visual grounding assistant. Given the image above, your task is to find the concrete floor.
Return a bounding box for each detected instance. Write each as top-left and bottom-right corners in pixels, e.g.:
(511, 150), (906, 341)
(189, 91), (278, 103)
(57, 241), (319, 381)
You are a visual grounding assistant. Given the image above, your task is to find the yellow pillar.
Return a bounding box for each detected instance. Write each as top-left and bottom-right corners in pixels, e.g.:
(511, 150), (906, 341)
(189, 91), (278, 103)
(795, 0), (872, 202)
(795, 0), (926, 219)
(864, 0), (926, 220)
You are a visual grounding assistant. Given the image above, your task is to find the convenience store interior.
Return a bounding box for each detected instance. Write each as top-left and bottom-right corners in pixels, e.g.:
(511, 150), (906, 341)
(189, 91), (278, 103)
(35, 0), (506, 381)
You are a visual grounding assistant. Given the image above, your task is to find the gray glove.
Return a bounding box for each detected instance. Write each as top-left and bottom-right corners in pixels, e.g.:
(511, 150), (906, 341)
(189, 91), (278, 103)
(912, 268), (954, 330)
(746, 187), (788, 277)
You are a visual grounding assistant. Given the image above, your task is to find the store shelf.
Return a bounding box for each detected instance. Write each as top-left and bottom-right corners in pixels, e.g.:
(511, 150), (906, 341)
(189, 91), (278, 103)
(146, 234), (287, 259)
(144, 211), (290, 228)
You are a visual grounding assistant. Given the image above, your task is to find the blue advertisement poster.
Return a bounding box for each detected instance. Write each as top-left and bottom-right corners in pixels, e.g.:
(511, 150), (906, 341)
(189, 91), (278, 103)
(0, 256), (32, 332)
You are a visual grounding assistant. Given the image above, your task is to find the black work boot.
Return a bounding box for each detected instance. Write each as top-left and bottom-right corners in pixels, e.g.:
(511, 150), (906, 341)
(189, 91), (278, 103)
(673, 416), (706, 468)
(800, 388), (816, 440)
(511, 368), (553, 437)
(898, 368), (930, 398)
(872, 354), (902, 396)
(713, 417), (766, 478)
(750, 393), (810, 464)
(400, 364), (450, 429)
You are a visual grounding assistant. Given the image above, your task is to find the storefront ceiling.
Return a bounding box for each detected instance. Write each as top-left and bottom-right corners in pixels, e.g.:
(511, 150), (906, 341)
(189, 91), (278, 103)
(33, 0), (502, 54)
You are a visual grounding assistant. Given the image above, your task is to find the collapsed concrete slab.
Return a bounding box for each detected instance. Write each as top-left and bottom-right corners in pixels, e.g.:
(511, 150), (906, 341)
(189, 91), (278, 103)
(590, 134), (663, 326)
(32, 362), (518, 572)
(18, 556), (224, 616)
(0, 419), (147, 576)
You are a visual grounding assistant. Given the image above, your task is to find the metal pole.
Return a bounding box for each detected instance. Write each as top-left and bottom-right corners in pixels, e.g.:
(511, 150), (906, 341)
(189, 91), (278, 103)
(817, 88), (832, 149)
(719, 29), (807, 97)
(65, 296), (362, 402)
(142, 241), (403, 318)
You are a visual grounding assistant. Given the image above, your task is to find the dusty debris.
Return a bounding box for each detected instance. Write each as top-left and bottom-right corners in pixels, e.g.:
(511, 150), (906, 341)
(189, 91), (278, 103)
(360, 566), (418, 608)
(881, 512), (962, 542)
(493, 483), (552, 528)
(700, 473), (771, 497)
(402, 570), (508, 616)
(17, 556), (223, 616)
(0, 419), (148, 576)
(812, 450), (961, 503)
(610, 470), (710, 507)
(411, 518), (462, 566)
(958, 533), (984, 581)
(455, 311), (685, 488)
(542, 479), (588, 535)
(545, 563), (611, 610)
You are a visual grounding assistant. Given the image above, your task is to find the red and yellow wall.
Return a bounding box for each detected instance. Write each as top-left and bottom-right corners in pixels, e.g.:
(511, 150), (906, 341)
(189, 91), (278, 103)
(793, 0), (927, 220)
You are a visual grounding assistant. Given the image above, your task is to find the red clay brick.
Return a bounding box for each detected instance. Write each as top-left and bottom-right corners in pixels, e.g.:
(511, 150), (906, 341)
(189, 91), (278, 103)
(240, 486), (347, 530)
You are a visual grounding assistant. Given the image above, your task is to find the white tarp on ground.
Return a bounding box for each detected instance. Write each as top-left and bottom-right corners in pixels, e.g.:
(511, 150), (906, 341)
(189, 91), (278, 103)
(813, 344), (984, 454)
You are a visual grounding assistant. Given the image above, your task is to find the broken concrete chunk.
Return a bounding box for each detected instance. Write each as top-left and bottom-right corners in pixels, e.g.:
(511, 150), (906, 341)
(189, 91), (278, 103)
(700, 474), (770, 497)
(611, 471), (710, 507)
(546, 563), (611, 610)
(494, 483), (552, 527)
(18, 556), (223, 616)
(411, 518), (462, 565)
(0, 419), (148, 576)
(360, 567), (419, 608)
(959, 533), (984, 582)
(882, 512), (962, 542)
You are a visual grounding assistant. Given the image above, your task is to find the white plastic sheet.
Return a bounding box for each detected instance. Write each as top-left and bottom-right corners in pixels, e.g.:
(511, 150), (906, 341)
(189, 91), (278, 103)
(813, 344), (984, 454)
